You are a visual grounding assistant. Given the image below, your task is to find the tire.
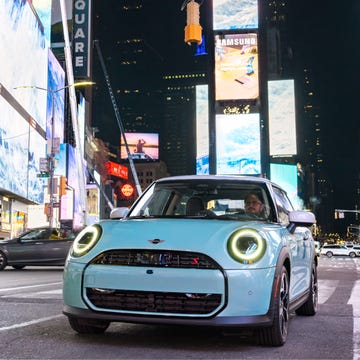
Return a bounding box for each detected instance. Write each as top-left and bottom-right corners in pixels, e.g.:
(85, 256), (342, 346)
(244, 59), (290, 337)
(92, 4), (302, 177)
(257, 266), (290, 346)
(349, 252), (356, 258)
(0, 252), (8, 271)
(295, 263), (318, 316)
(12, 265), (26, 270)
(68, 317), (110, 334)
(326, 251), (333, 258)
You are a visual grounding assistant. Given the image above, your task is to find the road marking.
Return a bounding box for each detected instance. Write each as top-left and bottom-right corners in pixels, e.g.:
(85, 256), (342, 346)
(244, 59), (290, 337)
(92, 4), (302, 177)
(349, 261), (360, 360)
(0, 314), (63, 332)
(318, 279), (338, 304)
(0, 282), (62, 293)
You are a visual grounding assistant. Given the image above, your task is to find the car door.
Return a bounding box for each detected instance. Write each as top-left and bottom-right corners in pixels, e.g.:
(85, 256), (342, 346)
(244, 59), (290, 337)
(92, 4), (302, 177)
(272, 187), (312, 299)
(8, 228), (52, 263)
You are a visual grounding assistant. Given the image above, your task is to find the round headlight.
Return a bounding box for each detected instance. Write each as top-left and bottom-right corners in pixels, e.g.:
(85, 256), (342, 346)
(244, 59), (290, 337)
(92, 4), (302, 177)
(71, 225), (102, 257)
(227, 228), (266, 264)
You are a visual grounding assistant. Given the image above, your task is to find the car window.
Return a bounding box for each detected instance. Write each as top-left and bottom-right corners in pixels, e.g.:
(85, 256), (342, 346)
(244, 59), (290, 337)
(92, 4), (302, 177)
(21, 229), (51, 241)
(129, 180), (275, 221)
(272, 187), (294, 225)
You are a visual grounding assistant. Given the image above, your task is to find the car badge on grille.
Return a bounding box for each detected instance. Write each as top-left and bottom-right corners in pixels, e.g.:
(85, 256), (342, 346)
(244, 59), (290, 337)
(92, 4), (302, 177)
(148, 238), (165, 244)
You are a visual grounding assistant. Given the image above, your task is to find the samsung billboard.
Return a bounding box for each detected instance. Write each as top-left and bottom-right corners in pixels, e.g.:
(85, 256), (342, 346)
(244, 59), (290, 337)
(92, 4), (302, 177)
(215, 33), (259, 101)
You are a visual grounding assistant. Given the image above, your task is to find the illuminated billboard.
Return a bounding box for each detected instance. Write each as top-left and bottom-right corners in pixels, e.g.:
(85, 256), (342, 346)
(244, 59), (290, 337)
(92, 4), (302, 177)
(215, 33), (259, 101)
(270, 163), (303, 210)
(216, 113), (261, 175)
(196, 85), (209, 175)
(268, 80), (297, 156)
(47, 49), (65, 143)
(0, 0), (50, 203)
(120, 133), (159, 160)
(213, 0), (258, 30)
(105, 161), (128, 179)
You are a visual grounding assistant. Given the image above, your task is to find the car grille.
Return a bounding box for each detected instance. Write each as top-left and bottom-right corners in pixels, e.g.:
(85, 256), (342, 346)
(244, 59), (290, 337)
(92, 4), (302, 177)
(86, 288), (222, 314)
(90, 249), (221, 269)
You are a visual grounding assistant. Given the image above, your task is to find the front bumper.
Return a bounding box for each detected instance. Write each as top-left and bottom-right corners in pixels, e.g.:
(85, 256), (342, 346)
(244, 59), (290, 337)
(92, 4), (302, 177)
(63, 260), (276, 327)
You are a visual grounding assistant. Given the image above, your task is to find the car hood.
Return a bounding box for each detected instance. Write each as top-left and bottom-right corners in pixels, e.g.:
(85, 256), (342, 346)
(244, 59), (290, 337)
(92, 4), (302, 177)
(74, 218), (284, 269)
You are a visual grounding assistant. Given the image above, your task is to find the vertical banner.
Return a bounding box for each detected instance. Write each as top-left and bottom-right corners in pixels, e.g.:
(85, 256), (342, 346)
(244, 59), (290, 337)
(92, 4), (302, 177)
(72, 0), (92, 78)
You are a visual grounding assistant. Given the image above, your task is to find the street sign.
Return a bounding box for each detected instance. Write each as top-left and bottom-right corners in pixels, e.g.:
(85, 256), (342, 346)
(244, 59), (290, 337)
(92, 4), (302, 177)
(37, 172), (50, 178)
(39, 157), (49, 172)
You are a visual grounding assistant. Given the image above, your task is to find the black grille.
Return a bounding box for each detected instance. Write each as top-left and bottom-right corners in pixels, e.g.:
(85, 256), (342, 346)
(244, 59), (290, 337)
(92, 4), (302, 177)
(86, 288), (222, 314)
(90, 250), (220, 269)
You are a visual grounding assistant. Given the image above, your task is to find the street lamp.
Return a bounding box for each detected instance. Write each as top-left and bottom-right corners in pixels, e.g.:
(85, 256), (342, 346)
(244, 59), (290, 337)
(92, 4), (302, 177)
(14, 81), (94, 229)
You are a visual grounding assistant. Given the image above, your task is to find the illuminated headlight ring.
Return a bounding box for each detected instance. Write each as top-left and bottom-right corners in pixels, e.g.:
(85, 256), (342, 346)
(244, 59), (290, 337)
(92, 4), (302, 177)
(71, 224), (102, 257)
(227, 228), (267, 264)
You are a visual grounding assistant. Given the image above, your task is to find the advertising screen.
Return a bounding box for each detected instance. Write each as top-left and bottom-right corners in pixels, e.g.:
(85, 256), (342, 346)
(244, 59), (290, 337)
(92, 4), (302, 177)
(213, 0), (258, 30)
(215, 33), (259, 101)
(47, 49), (65, 143)
(0, 0), (48, 129)
(268, 80), (297, 156)
(196, 85), (209, 175)
(0, 0), (49, 203)
(270, 163), (303, 210)
(0, 95), (46, 204)
(120, 133), (159, 160)
(216, 113), (261, 175)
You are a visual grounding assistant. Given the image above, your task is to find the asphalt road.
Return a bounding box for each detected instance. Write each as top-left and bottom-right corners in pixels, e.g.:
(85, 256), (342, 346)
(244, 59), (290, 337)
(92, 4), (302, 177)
(0, 257), (359, 359)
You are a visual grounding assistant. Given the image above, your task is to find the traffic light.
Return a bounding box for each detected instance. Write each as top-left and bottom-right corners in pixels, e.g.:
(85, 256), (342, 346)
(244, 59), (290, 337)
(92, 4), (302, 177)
(59, 176), (67, 196)
(184, 0), (202, 45)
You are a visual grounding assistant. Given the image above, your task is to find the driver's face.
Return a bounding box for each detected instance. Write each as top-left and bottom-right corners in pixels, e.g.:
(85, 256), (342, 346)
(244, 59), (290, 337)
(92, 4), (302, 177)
(245, 195), (264, 214)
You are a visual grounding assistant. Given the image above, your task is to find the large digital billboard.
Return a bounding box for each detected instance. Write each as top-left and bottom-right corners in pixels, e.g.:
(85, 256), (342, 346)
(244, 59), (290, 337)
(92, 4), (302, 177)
(270, 163), (303, 210)
(268, 80), (297, 156)
(196, 85), (209, 175)
(215, 33), (259, 101)
(1, 0), (48, 129)
(213, 0), (258, 30)
(47, 49), (65, 143)
(0, 0), (50, 203)
(216, 113), (261, 175)
(120, 133), (159, 160)
(0, 93), (46, 204)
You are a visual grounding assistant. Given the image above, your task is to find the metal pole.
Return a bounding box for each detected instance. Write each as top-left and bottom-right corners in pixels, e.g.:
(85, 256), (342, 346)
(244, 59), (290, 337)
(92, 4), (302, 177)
(59, 0), (87, 226)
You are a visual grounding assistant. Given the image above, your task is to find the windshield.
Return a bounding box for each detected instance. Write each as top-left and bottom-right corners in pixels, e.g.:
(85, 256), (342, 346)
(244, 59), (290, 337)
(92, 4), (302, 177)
(128, 179), (275, 221)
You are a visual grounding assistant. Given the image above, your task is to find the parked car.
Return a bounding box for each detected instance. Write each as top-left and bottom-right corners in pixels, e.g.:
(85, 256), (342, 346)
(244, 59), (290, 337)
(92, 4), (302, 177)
(351, 245), (360, 256)
(0, 227), (79, 270)
(320, 244), (358, 258)
(63, 175), (317, 346)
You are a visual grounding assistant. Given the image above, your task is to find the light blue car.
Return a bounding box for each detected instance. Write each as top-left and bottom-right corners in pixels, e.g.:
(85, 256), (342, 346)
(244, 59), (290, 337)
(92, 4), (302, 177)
(63, 175), (318, 346)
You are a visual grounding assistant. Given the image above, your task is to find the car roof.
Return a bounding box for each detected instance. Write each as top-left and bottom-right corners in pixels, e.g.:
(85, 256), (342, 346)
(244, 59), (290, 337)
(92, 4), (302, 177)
(155, 175), (275, 186)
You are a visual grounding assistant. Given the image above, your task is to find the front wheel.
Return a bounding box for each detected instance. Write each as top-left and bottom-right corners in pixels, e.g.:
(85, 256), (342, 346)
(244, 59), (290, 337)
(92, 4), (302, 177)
(326, 251), (333, 258)
(257, 266), (289, 346)
(0, 252), (8, 270)
(296, 262), (318, 315)
(349, 252), (356, 258)
(68, 317), (110, 334)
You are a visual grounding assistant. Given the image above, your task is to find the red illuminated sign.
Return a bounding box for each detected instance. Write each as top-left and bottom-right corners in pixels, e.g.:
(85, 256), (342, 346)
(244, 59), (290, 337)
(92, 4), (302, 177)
(105, 161), (128, 179)
(120, 183), (135, 198)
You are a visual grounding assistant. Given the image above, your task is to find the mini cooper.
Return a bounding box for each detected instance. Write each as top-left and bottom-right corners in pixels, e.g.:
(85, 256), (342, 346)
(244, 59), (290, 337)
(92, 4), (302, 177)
(63, 175), (318, 346)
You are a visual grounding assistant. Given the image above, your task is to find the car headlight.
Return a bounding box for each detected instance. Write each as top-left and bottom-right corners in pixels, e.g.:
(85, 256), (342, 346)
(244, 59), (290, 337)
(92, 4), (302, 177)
(71, 225), (102, 257)
(227, 228), (266, 264)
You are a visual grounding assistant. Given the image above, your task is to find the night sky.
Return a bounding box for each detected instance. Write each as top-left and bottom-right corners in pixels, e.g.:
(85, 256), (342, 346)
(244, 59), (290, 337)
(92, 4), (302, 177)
(93, 1), (359, 223)
(289, 1), (359, 213)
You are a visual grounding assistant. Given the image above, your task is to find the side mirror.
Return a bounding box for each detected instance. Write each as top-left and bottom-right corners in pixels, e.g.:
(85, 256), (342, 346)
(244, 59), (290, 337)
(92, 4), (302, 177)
(110, 207), (129, 219)
(287, 211), (316, 234)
